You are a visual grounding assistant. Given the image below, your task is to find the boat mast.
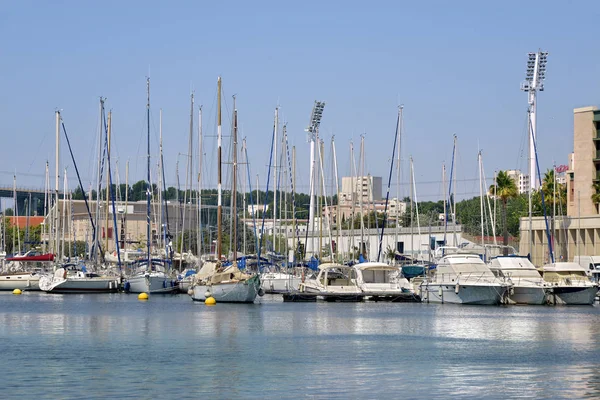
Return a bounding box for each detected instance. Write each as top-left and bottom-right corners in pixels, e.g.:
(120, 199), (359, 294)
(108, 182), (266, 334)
(359, 135), (365, 257)
(197, 106), (203, 259)
(216, 76), (223, 261)
(105, 111), (111, 253)
(146, 78), (151, 262)
(159, 109), (163, 254)
(43, 161), (49, 253)
(232, 96), (238, 263)
(478, 150), (485, 249)
(55, 110), (61, 259)
(124, 159), (129, 249)
(331, 137), (341, 262)
(93, 101), (103, 263)
(273, 107), (278, 255)
(395, 106), (403, 262)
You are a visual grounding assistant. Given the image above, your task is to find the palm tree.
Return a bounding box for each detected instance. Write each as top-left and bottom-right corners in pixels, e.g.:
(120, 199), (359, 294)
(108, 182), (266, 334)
(489, 171), (518, 250)
(591, 182), (600, 214)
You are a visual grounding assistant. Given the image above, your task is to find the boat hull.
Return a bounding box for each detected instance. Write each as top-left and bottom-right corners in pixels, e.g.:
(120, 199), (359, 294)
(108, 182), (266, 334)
(422, 283), (507, 305)
(40, 276), (119, 294)
(126, 274), (178, 294)
(0, 273), (40, 291)
(261, 274), (301, 294)
(546, 286), (598, 305)
(191, 275), (260, 303)
(507, 286), (546, 305)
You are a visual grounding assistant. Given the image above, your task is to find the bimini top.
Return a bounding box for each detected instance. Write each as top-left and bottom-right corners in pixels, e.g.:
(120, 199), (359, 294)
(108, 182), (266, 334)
(318, 263), (351, 271)
(541, 262), (587, 273)
(490, 256), (537, 271)
(440, 253), (485, 265)
(355, 262), (400, 271)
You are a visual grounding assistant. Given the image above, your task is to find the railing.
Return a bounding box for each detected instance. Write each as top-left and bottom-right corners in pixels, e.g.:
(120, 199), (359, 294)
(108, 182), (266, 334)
(434, 272), (501, 285)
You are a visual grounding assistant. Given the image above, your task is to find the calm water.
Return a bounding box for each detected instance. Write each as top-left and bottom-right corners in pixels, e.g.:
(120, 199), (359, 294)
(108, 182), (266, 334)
(1, 293), (600, 399)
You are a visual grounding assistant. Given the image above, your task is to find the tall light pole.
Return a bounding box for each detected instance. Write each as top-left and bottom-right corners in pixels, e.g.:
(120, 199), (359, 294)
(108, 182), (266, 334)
(305, 100), (325, 257)
(521, 50), (548, 192)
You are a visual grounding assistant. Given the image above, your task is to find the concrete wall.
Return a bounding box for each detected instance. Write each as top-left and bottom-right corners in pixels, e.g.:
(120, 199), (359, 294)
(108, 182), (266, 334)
(520, 215), (600, 266)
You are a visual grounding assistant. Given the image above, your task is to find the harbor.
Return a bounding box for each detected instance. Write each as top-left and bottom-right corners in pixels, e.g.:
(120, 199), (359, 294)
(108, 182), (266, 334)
(3, 0), (600, 398)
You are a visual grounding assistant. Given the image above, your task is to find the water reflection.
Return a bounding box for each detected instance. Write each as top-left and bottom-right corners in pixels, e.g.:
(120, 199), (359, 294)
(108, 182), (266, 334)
(1, 293), (600, 398)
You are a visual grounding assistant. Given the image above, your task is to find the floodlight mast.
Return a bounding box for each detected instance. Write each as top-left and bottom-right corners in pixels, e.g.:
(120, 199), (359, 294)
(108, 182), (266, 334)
(305, 101), (325, 258)
(521, 50), (548, 191)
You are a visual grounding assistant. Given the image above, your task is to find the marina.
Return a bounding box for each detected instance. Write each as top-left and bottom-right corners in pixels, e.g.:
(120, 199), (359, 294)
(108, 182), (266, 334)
(3, 1), (600, 398)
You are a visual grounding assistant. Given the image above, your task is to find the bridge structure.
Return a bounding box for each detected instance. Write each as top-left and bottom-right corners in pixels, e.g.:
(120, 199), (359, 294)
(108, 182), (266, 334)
(0, 185), (65, 216)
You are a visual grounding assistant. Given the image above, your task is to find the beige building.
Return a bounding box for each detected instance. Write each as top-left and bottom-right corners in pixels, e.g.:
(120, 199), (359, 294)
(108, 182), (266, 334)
(340, 176), (382, 204)
(506, 169), (530, 194)
(43, 200), (198, 253)
(520, 106), (600, 265)
(567, 106), (600, 216)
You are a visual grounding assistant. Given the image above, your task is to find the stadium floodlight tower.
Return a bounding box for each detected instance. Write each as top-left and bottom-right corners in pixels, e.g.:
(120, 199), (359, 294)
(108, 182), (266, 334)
(305, 100), (325, 257)
(520, 50), (548, 191)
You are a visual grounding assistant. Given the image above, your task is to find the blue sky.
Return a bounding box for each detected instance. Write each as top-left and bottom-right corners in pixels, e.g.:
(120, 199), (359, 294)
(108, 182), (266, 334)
(1, 0), (598, 201)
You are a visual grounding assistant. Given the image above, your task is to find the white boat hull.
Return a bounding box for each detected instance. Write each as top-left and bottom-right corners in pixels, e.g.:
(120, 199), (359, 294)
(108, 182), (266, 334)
(507, 286), (546, 305)
(261, 274), (301, 293)
(191, 276), (260, 303)
(126, 273), (178, 294)
(178, 277), (193, 293)
(0, 273), (40, 291)
(546, 286), (598, 305)
(422, 283), (507, 305)
(39, 276), (119, 294)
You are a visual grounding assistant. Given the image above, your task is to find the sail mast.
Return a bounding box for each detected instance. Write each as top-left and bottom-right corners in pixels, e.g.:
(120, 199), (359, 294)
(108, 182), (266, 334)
(146, 78), (151, 262)
(217, 77), (223, 261)
(232, 96), (238, 262)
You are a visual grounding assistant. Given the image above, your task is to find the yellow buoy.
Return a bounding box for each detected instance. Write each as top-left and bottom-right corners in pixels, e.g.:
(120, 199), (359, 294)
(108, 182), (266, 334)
(205, 296), (216, 306)
(13, 289), (22, 295)
(138, 292), (149, 300)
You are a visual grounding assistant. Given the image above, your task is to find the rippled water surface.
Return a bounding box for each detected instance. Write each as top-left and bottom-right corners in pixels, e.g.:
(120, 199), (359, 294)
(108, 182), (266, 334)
(1, 292), (600, 399)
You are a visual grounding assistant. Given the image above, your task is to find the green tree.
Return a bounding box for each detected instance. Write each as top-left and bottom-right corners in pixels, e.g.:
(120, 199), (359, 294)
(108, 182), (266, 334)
(490, 170), (518, 250)
(592, 182), (600, 214)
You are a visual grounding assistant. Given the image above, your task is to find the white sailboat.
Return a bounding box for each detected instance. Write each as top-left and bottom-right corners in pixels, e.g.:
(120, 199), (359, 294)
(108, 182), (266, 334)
(39, 263), (119, 293)
(190, 78), (260, 303)
(125, 78), (177, 294)
(421, 253), (510, 305)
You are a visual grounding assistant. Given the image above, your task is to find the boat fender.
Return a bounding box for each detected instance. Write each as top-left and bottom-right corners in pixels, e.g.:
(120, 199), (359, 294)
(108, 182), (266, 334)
(163, 280), (167, 288)
(438, 286), (443, 297)
(258, 288), (265, 297)
(455, 284), (460, 294)
(510, 287), (515, 296)
(124, 282), (131, 292)
(170, 280), (174, 287)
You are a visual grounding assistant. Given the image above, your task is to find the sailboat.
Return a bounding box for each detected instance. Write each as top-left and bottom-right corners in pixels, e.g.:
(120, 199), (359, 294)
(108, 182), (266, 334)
(190, 78), (261, 303)
(125, 79), (178, 294)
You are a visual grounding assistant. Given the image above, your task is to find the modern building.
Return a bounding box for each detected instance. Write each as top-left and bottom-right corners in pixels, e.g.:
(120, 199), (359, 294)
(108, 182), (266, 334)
(340, 175), (382, 204)
(506, 169), (529, 194)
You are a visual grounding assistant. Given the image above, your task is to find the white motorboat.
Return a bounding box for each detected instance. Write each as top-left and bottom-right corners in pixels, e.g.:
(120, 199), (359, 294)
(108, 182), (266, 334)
(190, 261), (261, 303)
(299, 263), (363, 301)
(540, 262), (598, 305)
(261, 271), (301, 294)
(125, 259), (178, 294)
(353, 262), (416, 300)
(489, 256), (546, 305)
(0, 271), (41, 291)
(421, 253), (510, 305)
(39, 263), (119, 294)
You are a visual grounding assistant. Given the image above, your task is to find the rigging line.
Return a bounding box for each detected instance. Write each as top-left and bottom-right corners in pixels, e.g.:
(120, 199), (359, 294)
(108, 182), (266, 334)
(377, 109), (400, 262)
(257, 123), (276, 268)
